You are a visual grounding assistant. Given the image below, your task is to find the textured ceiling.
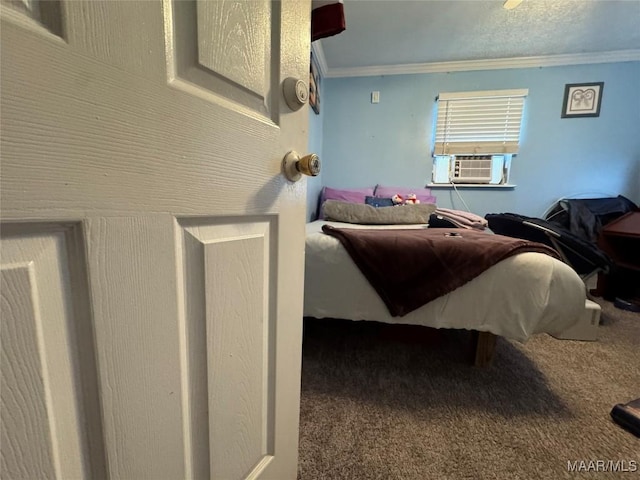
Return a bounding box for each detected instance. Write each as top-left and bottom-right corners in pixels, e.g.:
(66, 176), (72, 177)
(319, 0), (640, 69)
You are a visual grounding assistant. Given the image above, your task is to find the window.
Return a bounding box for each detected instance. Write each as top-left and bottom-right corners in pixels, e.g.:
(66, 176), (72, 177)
(431, 89), (528, 186)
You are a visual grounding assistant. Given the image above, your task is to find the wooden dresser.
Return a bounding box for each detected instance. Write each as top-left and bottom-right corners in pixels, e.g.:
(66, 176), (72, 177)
(596, 211), (640, 301)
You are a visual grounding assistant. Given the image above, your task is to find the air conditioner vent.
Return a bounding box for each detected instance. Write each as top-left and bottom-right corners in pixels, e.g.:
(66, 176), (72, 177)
(450, 155), (493, 183)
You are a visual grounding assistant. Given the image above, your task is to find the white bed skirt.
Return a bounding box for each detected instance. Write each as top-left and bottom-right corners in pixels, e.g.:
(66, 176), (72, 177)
(304, 221), (586, 342)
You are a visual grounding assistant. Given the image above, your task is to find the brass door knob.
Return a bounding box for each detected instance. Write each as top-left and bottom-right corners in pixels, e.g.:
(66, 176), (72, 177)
(282, 151), (321, 182)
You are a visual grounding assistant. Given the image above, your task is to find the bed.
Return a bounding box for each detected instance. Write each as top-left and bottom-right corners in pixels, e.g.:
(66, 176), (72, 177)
(303, 219), (588, 366)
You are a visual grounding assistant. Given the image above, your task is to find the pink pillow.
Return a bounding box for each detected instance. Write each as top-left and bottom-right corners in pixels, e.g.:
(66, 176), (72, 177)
(374, 185), (436, 204)
(320, 186), (374, 205)
(319, 186), (375, 218)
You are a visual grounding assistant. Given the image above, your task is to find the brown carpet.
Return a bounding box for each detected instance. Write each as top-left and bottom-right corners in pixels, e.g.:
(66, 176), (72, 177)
(298, 298), (639, 479)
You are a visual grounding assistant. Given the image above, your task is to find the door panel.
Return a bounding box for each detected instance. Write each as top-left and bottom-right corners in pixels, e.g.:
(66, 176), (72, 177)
(1, 224), (105, 479)
(1, 0), (310, 477)
(196, 0), (268, 97)
(167, 0), (279, 120)
(1, 265), (60, 480)
(178, 218), (276, 479)
(0, 0), (64, 38)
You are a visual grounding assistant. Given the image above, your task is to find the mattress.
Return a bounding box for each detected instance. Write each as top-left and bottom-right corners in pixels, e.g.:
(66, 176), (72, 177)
(304, 220), (587, 342)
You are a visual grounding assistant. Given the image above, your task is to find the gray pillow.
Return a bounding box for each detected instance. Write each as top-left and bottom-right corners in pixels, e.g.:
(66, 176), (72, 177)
(322, 200), (436, 225)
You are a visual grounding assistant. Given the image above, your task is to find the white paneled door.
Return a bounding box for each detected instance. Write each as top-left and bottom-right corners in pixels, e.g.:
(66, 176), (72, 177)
(0, 1), (310, 478)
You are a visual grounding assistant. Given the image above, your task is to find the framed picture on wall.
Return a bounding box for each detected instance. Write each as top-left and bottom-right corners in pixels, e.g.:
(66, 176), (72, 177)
(310, 52), (320, 115)
(561, 82), (604, 118)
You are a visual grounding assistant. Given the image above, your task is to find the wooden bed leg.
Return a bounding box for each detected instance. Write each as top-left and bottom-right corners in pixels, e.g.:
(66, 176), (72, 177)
(472, 331), (497, 367)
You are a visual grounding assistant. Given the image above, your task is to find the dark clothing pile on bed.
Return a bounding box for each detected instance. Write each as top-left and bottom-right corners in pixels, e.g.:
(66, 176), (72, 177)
(322, 225), (559, 317)
(485, 213), (612, 276)
(546, 195), (637, 243)
(486, 196), (637, 277)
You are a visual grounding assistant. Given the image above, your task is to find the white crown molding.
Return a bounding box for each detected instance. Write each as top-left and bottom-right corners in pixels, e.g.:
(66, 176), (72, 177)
(325, 50), (640, 78)
(311, 40), (329, 78)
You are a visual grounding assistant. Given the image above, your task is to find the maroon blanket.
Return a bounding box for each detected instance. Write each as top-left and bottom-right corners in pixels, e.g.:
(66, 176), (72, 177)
(322, 225), (560, 317)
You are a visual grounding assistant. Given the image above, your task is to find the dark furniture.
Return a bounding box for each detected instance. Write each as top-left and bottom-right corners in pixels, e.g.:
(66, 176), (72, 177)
(595, 211), (640, 302)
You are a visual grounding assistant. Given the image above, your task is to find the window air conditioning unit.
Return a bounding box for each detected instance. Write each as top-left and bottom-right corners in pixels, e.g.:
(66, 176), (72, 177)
(449, 155), (494, 184)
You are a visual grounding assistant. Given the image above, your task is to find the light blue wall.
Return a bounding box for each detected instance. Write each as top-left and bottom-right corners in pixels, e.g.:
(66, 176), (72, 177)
(306, 77), (324, 220)
(320, 62), (640, 217)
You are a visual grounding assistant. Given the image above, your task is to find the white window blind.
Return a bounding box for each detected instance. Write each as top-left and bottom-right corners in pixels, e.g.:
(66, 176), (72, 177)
(434, 89), (528, 156)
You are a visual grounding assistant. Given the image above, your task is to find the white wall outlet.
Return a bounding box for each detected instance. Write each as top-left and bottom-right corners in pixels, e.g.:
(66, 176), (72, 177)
(371, 91), (380, 104)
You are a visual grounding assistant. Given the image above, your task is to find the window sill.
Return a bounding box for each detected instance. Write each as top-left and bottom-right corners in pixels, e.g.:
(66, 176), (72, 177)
(427, 183), (517, 189)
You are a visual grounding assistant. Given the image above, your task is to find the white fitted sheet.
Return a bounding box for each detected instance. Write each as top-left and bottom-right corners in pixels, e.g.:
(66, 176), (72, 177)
(304, 221), (586, 342)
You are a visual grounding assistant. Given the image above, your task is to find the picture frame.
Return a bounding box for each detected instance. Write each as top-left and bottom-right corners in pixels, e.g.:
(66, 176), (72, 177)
(561, 82), (604, 118)
(309, 52), (320, 115)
